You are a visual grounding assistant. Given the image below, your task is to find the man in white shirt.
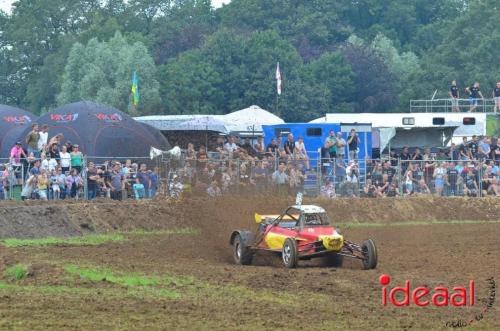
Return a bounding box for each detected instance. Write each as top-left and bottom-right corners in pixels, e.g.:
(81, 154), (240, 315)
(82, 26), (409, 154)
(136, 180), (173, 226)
(37, 124), (49, 151)
(224, 136), (238, 154)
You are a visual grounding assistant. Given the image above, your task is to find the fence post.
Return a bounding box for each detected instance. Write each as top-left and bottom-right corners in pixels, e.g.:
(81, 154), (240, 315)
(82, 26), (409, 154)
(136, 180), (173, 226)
(82, 155), (88, 200)
(398, 157), (403, 197)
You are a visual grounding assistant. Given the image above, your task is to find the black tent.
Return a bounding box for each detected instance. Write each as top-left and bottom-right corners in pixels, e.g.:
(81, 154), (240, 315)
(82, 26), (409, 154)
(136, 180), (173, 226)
(21, 101), (170, 158)
(0, 105), (38, 158)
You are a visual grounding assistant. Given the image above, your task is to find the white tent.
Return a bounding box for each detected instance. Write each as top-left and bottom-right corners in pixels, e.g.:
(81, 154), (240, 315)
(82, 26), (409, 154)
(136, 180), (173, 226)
(222, 105), (284, 134)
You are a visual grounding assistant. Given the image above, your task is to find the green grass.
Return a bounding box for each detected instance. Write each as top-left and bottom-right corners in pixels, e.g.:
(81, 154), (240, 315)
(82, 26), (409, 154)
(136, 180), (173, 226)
(337, 219), (500, 228)
(1, 234), (125, 248)
(126, 227), (200, 236)
(64, 265), (180, 298)
(3, 265), (28, 280)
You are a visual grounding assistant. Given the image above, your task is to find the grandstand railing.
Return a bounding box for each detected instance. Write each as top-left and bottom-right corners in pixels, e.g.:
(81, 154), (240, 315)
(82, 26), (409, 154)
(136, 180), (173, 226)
(410, 98), (498, 113)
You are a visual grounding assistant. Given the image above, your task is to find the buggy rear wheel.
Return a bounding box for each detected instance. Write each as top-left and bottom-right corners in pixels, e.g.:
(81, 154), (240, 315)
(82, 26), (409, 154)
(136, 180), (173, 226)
(282, 238), (298, 268)
(233, 235), (253, 265)
(361, 239), (377, 269)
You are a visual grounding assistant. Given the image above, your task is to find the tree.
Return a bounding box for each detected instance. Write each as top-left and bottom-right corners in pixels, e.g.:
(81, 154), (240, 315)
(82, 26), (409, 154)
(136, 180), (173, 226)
(58, 32), (160, 114)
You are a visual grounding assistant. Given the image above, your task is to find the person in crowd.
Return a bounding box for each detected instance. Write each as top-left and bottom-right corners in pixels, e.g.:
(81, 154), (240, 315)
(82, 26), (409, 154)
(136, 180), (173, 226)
(37, 169), (49, 201)
(224, 136), (238, 155)
(169, 175), (184, 198)
(186, 142), (197, 166)
(347, 129), (360, 161)
(492, 82), (500, 113)
(215, 136), (225, 154)
(29, 159), (41, 176)
(478, 137), (491, 161)
(254, 136), (265, 155)
(336, 132), (346, 161)
(449, 143), (459, 161)
(464, 170), (479, 197)
(404, 166), (414, 195)
(48, 142), (60, 160)
(320, 179), (336, 198)
(325, 130), (337, 160)
(21, 174), (37, 200)
(86, 161), (99, 200)
(207, 179), (222, 197)
(491, 137), (500, 161)
(294, 136), (309, 169)
(197, 146), (209, 171)
(253, 161), (268, 192)
(345, 161), (360, 197)
(412, 147), (423, 161)
(468, 135), (479, 160)
(414, 179), (431, 195)
(272, 163), (289, 196)
(47, 133), (64, 151)
(59, 145), (71, 174)
(25, 123), (40, 157)
(109, 163), (123, 200)
(433, 162), (447, 196)
(10, 142), (26, 185)
(459, 137), (469, 160)
(136, 164), (151, 198)
(56, 167), (67, 199)
(149, 168), (159, 198)
(449, 80), (460, 112)
(465, 82), (484, 112)
(133, 177), (145, 200)
(266, 138), (279, 155)
(288, 163), (304, 196)
(362, 179), (379, 198)
(66, 168), (83, 199)
(37, 124), (49, 153)
(400, 146), (411, 173)
(49, 169), (61, 200)
(70, 144), (83, 173)
(284, 133), (295, 155)
(445, 162), (459, 196)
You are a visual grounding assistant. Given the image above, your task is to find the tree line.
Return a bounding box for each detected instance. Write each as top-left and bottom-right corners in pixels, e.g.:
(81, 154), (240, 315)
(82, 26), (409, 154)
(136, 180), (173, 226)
(0, 0), (499, 121)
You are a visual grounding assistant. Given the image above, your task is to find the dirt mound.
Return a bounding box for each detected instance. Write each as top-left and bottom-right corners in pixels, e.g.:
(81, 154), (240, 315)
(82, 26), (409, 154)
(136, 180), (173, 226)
(0, 196), (498, 241)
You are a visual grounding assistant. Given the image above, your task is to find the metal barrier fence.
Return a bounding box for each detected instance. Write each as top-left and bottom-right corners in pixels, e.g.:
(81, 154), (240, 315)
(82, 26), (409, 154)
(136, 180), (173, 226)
(410, 98), (498, 113)
(1, 153), (498, 201)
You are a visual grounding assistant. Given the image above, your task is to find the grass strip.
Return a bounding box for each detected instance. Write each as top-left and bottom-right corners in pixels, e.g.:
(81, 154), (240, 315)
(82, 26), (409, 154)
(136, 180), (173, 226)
(2, 234), (124, 248)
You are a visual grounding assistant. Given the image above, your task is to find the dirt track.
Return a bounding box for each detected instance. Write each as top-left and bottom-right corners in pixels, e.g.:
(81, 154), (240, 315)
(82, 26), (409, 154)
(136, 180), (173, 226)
(0, 197), (499, 330)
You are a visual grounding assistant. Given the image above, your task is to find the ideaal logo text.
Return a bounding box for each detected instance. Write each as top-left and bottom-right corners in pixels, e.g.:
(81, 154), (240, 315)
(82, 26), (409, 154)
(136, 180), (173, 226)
(379, 275), (496, 328)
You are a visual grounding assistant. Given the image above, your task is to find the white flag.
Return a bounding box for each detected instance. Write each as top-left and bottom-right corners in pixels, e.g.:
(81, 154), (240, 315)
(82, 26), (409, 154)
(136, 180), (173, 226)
(275, 62), (282, 95)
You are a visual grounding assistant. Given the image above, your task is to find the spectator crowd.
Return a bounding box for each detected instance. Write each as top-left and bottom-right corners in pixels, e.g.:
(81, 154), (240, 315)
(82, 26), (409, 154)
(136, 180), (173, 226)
(1, 122), (498, 201)
(1, 123), (159, 201)
(168, 131), (500, 199)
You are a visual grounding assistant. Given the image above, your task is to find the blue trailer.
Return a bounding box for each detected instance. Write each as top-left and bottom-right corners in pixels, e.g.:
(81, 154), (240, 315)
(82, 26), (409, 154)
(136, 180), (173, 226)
(262, 123), (373, 162)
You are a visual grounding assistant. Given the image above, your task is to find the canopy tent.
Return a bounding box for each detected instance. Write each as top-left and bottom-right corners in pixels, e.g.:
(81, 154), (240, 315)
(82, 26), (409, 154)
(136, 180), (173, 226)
(222, 105), (285, 134)
(134, 105), (284, 136)
(0, 105), (38, 158)
(21, 101), (170, 158)
(174, 116), (230, 134)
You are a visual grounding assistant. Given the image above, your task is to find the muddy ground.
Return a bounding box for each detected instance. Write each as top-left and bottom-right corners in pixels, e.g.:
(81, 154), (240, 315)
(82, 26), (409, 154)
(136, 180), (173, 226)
(0, 197), (499, 330)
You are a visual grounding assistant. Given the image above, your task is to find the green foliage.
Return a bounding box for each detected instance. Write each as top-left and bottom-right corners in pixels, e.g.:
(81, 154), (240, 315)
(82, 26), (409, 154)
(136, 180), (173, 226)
(58, 32), (160, 114)
(0, 0), (497, 119)
(2, 234), (124, 248)
(3, 265), (28, 281)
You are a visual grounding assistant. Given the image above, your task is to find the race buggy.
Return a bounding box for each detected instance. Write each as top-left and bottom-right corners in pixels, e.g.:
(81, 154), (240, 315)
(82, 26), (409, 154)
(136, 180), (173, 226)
(229, 199), (377, 269)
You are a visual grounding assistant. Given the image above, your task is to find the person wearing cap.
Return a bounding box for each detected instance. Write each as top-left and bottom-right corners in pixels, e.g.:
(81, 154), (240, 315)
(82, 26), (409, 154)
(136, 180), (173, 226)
(10, 142), (27, 185)
(70, 144), (83, 173)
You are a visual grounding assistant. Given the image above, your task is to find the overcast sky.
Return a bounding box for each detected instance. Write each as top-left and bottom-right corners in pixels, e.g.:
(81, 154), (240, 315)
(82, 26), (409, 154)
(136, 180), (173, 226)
(0, 0), (231, 14)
